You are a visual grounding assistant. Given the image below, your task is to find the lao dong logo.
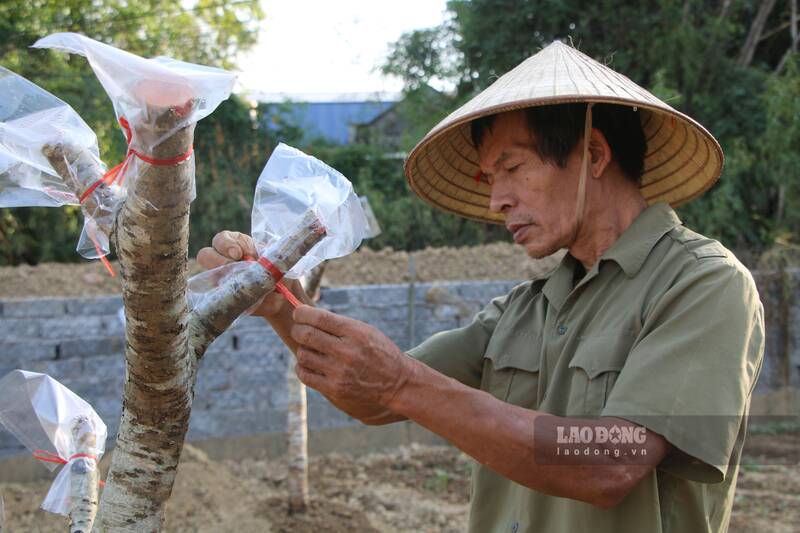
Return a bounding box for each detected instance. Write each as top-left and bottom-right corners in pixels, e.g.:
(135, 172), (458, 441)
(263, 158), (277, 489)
(556, 425), (647, 445)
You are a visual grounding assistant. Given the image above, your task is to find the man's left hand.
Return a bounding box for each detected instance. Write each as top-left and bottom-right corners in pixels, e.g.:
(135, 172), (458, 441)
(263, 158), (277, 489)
(289, 305), (414, 406)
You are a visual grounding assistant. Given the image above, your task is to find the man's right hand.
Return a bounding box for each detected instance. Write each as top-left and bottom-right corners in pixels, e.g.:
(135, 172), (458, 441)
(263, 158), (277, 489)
(196, 230), (309, 318)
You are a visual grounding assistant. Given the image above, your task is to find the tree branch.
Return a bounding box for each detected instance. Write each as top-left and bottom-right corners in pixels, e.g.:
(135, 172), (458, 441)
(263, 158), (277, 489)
(68, 416), (100, 533)
(187, 209), (326, 359)
(738, 0), (778, 67)
(42, 143), (122, 242)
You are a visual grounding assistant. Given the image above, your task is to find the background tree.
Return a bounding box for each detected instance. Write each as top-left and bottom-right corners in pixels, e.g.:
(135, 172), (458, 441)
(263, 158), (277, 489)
(0, 0), (264, 265)
(382, 0), (800, 263)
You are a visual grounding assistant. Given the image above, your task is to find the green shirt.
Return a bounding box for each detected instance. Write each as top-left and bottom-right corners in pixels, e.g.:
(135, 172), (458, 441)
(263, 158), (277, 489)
(408, 202), (765, 533)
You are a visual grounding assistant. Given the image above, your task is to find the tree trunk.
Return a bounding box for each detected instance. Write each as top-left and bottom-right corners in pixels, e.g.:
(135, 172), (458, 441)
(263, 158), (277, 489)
(286, 263), (326, 514)
(44, 105), (326, 531)
(93, 105), (197, 532)
(286, 365), (309, 514)
(738, 0), (778, 67)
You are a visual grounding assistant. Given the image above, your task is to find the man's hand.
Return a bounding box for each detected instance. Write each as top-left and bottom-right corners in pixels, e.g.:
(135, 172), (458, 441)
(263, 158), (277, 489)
(290, 305), (414, 406)
(196, 230), (308, 318)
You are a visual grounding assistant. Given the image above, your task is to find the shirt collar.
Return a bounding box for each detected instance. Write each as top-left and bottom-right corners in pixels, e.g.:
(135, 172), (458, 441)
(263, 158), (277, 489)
(600, 201), (682, 278)
(541, 202), (681, 310)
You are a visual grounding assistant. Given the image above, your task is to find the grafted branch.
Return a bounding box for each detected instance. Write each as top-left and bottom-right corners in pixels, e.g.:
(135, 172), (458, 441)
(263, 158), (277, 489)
(188, 209), (326, 359)
(68, 416), (100, 533)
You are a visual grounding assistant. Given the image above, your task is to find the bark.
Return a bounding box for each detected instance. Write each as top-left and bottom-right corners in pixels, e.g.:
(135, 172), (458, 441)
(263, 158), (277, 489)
(42, 143), (122, 243)
(68, 416), (99, 533)
(93, 103), (197, 532)
(286, 364), (309, 514)
(286, 262), (325, 514)
(187, 209), (325, 358)
(738, 0), (778, 67)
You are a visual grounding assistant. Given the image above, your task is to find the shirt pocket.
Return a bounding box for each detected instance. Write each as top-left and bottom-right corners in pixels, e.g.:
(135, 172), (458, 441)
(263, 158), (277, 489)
(481, 330), (542, 409)
(566, 333), (635, 417)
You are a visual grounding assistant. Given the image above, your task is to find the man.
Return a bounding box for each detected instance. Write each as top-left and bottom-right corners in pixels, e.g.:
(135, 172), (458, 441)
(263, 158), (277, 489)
(199, 42), (764, 532)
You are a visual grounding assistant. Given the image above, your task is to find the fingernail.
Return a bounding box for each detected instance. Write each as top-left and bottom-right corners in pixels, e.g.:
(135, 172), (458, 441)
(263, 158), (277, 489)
(228, 247), (241, 259)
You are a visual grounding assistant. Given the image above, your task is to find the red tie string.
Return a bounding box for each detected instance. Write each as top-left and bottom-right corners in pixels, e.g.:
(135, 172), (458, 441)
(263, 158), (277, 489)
(78, 116), (195, 276)
(34, 450), (105, 487)
(242, 255), (303, 309)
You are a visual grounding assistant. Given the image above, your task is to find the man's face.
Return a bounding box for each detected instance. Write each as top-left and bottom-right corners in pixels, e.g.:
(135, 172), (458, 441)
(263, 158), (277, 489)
(477, 110), (582, 258)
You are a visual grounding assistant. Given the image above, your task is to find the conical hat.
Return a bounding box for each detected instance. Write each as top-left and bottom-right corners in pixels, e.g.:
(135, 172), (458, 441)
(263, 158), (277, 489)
(404, 40), (723, 224)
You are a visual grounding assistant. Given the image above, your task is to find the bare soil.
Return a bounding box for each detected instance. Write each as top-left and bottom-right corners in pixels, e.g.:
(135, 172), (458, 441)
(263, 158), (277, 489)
(0, 243), (563, 298)
(1, 434), (797, 532)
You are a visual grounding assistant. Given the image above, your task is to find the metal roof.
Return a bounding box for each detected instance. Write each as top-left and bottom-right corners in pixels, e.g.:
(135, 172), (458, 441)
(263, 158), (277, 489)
(264, 100), (396, 145)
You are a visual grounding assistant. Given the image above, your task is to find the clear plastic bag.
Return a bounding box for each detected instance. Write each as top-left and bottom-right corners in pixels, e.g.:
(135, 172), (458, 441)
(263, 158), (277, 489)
(188, 143), (370, 311)
(25, 32), (235, 262)
(0, 66), (119, 260)
(0, 370), (107, 516)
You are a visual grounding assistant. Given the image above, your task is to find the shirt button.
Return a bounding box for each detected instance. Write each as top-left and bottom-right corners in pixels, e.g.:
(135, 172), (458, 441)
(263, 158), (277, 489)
(557, 324), (567, 335)
(511, 522), (519, 532)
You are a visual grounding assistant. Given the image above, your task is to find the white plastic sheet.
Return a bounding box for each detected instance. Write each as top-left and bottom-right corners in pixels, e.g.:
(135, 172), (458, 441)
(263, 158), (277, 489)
(0, 32), (236, 263)
(189, 143), (370, 310)
(0, 66), (118, 259)
(0, 67), (99, 208)
(33, 33), (235, 160)
(0, 370), (107, 516)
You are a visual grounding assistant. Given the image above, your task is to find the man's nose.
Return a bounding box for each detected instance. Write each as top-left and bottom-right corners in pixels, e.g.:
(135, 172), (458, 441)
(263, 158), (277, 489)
(489, 183), (515, 214)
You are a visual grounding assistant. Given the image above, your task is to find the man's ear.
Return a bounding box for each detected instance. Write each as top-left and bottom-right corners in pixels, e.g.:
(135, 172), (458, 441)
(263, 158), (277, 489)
(588, 128), (612, 178)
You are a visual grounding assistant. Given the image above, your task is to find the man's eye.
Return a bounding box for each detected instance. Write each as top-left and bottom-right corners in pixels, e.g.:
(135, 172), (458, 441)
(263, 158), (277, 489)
(506, 164), (522, 173)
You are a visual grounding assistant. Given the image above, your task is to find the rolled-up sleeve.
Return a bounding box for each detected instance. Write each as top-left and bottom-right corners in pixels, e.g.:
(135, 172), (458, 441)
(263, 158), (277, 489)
(601, 259), (765, 483)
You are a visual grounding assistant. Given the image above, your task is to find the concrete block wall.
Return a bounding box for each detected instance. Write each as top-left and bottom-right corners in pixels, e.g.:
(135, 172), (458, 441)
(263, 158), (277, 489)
(1, 272), (796, 461)
(0, 280), (518, 460)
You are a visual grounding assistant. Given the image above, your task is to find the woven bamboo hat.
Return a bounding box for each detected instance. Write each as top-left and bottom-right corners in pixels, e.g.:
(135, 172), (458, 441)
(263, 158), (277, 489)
(404, 40), (723, 224)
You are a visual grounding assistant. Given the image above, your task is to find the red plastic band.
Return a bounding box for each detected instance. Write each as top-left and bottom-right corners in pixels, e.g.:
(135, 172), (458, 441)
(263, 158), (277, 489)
(242, 255), (303, 309)
(474, 170), (483, 185)
(257, 256), (284, 282)
(78, 116), (194, 201)
(34, 450), (105, 487)
(77, 115), (194, 277)
(33, 450), (98, 465)
(274, 281), (302, 309)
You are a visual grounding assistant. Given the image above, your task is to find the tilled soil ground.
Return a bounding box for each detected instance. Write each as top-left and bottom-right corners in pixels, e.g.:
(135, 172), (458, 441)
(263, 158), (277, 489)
(1, 434), (798, 532)
(0, 243), (563, 298)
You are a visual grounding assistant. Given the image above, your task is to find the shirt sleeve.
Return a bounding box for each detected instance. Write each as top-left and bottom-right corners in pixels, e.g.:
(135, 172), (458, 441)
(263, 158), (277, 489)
(601, 258), (765, 483)
(406, 282), (529, 389)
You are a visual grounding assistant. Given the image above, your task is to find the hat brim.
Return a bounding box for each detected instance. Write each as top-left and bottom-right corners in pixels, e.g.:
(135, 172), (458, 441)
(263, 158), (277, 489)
(405, 96), (723, 225)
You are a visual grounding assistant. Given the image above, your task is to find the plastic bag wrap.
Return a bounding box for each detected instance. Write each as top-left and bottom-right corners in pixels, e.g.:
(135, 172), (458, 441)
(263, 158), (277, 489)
(188, 143), (370, 312)
(29, 32), (235, 260)
(0, 370), (107, 516)
(0, 66), (118, 260)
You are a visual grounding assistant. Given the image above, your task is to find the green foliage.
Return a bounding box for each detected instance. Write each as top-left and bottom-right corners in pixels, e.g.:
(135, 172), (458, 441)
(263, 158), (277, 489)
(382, 0), (800, 261)
(307, 143), (508, 252)
(0, 0), (264, 264)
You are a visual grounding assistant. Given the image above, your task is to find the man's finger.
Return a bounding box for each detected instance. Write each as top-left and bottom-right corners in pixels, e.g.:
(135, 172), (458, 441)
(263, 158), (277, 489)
(212, 231), (256, 261)
(295, 363), (327, 391)
(291, 324), (342, 354)
(293, 305), (352, 336)
(197, 246), (233, 270)
(295, 346), (335, 376)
